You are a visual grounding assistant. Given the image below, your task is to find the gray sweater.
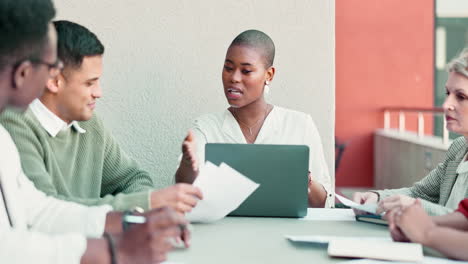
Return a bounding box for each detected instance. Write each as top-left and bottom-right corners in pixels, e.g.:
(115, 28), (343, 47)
(376, 136), (468, 216)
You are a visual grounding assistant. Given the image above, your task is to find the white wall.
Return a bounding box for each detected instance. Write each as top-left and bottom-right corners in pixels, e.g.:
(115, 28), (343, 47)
(54, 0), (335, 188)
(437, 0), (468, 17)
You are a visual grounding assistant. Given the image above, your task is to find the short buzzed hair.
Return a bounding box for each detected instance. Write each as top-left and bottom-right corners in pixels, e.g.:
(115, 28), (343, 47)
(230, 29), (275, 68)
(0, 0), (56, 71)
(54, 20), (105, 70)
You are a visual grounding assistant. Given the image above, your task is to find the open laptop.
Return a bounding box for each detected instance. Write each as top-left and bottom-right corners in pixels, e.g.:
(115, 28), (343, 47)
(205, 143), (309, 218)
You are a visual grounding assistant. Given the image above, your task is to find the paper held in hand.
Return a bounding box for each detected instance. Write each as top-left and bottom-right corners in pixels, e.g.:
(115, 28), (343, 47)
(335, 194), (378, 215)
(186, 162), (260, 223)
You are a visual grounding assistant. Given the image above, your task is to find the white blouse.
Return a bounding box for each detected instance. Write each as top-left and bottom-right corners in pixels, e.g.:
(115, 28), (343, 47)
(191, 106), (334, 207)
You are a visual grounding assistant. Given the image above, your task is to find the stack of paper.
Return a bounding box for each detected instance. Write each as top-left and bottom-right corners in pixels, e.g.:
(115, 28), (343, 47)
(286, 235), (391, 244)
(186, 162), (260, 223)
(300, 208), (356, 221)
(328, 239), (423, 262)
(338, 256), (468, 264)
(286, 235), (423, 262)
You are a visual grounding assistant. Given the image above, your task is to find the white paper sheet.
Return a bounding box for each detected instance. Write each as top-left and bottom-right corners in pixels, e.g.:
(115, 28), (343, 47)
(285, 235), (391, 244)
(186, 162), (260, 223)
(335, 194), (378, 215)
(337, 256), (468, 264)
(300, 208), (356, 221)
(328, 239), (423, 262)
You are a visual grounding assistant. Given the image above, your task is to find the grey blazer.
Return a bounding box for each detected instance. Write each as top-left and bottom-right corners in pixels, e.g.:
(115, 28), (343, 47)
(376, 136), (468, 216)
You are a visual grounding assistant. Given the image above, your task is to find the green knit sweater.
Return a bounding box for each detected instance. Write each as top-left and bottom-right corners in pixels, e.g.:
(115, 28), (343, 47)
(0, 108), (155, 211)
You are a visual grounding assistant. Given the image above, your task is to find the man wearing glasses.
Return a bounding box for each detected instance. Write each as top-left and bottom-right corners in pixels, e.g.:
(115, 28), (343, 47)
(0, 0), (189, 263)
(0, 20), (203, 213)
(28, 57), (63, 78)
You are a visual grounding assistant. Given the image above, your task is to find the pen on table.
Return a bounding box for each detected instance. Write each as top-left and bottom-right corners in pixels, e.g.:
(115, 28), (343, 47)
(123, 214), (194, 233)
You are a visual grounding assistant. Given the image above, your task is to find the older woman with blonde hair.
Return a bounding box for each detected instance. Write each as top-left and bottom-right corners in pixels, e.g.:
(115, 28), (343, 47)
(385, 49), (468, 260)
(354, 48), (468, 218)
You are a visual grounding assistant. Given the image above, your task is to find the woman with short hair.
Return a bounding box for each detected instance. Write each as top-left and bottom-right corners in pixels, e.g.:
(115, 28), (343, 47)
(176, 30), (333, 208)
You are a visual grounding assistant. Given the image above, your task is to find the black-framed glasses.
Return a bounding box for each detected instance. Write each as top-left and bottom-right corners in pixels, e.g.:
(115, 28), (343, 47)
(29, 58), (64, 78)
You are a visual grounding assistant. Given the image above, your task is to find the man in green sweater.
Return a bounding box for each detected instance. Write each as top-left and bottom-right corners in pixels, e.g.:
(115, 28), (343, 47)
(0, 20), (202, 212)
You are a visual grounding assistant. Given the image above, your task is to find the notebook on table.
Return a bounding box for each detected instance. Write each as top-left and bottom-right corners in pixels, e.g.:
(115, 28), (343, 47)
(355, 214), (388, 226)
(205, 143), (309, 218)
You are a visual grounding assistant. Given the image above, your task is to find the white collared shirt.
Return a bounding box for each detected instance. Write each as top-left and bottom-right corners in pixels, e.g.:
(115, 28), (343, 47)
(29, 99), (86, 137)
(191, 106), (334, 207)
(0, 124), (112, 263)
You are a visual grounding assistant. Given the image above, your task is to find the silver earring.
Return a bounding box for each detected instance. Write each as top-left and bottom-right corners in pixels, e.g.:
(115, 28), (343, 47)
(264, 81), (270, 95)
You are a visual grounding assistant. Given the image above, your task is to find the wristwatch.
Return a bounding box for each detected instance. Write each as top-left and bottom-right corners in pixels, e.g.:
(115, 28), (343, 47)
(122, 206), (145, 231)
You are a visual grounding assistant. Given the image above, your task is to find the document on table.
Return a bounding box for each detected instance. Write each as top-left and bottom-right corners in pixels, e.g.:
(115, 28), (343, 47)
(186, 162), (260, 223)
(300, 208), (356, 221)
(328, 239), (423, 262)
(285, 235), (391, 244)
(286, 235), (422, 262)
(337, 256), (468, 264)
(335, 194), (378, 215)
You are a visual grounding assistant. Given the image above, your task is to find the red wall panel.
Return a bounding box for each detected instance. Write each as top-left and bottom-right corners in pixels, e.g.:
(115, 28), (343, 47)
(335, 0), (434, 187)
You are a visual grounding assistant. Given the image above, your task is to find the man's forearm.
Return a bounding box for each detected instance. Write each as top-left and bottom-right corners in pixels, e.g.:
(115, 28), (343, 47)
(104, 211), (123, 235)
(81, 238), (110, 264)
